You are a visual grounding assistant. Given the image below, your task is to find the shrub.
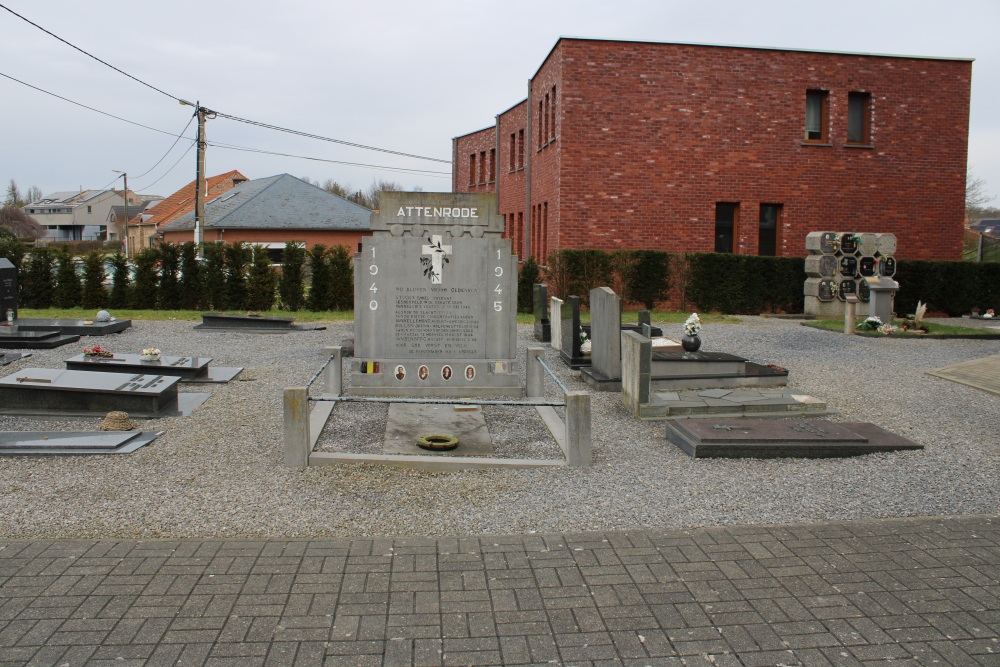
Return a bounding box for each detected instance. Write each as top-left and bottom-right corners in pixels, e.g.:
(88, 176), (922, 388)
(107, 251), (131, 308)
(623, 250), (671, 310)
(157, 243), (181, 309)
(328, 245), (353, 310)
(200, 242), (226, 311)
(246, 244), (278, 311)
(21, 247), (55, 308)
(306, 244), (331, 311)
(80, 249), (107, 309)
(224, 242), (251, 310)
(178, 242), (201, 310)
(53, 245), (82, 308)
(517, 256), (541, 313)
(278, 241), (306, 311)
(130, 247), (160, 309)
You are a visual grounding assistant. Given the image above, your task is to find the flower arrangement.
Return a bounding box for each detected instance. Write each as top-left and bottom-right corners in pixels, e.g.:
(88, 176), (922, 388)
(684, 313), (702, 337)
(857, 315), (883, 332)
(985, 308), (996, 319)
(83, 345), (113, 358)
(141, 348), (160, 357)
(579, 330), (591, 354)
(876, 323), (895, 335)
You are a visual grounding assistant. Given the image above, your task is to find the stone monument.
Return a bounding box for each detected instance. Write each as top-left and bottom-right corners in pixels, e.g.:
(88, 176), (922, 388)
(349, 192), (521, 397)
(804, 231), (897, 319)
(0, 258), (16, 322)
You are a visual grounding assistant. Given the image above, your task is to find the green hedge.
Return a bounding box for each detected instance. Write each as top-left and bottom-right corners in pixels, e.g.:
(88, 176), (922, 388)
(894, 260), (1000, 316)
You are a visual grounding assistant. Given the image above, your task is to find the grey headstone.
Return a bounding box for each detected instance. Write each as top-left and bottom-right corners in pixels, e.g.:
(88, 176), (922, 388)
(549, 296), (563, 350)
(589, 287), (621, 381)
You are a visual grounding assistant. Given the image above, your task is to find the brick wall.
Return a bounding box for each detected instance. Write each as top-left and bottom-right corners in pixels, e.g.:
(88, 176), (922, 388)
(454, 39), (971, 261)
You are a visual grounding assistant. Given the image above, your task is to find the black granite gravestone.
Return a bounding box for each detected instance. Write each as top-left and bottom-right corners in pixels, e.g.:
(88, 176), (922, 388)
(0, 258), (16, 322)
(533, 283), (550, 342)
(840, 233), (858, 254)
(560, 296), (591, 369)
(65, 353), (242, 383)
(839, 256), (858, 277)
(880, 256), (896, 277)
(859, 256), (876, 277)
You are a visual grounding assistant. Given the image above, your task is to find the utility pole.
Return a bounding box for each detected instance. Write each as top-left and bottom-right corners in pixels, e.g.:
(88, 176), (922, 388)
(180, 99), (213, 253)
(112, 170), (129, 258)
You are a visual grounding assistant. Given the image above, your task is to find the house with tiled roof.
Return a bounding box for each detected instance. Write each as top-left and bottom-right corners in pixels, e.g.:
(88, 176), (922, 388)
(127, 169), (248, 250)
(159, 174), (373, 256)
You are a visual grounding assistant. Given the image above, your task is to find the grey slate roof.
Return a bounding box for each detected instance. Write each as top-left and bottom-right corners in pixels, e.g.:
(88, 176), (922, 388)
(159, 174), (372, 232)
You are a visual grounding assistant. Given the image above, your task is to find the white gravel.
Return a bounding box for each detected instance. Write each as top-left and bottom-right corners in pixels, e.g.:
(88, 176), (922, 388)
(0, 316), (997, 539)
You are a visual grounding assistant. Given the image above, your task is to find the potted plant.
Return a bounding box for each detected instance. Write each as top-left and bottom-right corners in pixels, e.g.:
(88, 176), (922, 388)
(682, 313), (702, 352)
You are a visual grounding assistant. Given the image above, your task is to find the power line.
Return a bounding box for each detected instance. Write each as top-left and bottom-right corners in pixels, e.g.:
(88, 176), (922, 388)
(0, 3), (182, 103)
(135, 143), (196, 192)
(0, 70), (180, 138)
(213, 112), (452, 164)
(131, 115), (196, 180)
(208, 141), (451, 178)
(1, 7), (453, 166)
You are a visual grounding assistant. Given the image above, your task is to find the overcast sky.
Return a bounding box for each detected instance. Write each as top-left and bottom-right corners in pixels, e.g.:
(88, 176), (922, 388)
(2, 0), (998, 206)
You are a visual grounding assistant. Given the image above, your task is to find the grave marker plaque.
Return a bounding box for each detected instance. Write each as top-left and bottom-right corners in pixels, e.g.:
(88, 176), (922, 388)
(350, 192), (520, 397)
(837, 278), (857, 300)
(859, 256), (876, 277)
(840, 233), (858, 254)
(880, 256), (896, 277)
(0, 258), (16, 321)
(858, 278), (871, 302)
(839, 256), (858, 277)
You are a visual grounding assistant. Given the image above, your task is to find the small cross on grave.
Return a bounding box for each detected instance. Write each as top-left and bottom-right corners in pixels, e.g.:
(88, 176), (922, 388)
(420, 235), (453, 284)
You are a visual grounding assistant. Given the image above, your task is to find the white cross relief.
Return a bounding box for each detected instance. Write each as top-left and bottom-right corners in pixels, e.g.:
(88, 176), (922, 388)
(420, 235), (453, 284)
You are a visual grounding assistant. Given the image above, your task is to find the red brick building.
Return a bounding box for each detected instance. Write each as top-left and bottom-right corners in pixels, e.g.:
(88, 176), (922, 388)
(452, 38), (972, 261)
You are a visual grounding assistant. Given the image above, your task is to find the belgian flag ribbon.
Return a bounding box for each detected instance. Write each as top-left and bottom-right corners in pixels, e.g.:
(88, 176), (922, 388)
(359, 361), (380, 374)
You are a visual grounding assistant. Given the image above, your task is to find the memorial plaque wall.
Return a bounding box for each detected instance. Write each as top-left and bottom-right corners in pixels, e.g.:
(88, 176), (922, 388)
(350, 192), (521, 397)
(803, 231), (897, 319)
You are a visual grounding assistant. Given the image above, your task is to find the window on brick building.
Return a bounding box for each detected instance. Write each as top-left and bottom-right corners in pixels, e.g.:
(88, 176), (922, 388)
(804, 90), (828, 143)
(550, 86), (556, 140)
(518, 129), (525, 168)
(538, 100), (544, 149)
(847, 92), (871, 145)
(715, 203), (739, 253)
(479, 151), (486, 184)
(541, 201), (548, 262)
(758, 204), (781, 256)
(469, 154), (476, 185)
(518, 211), (525, 257)
(509, 134), (516, 171)
(544, 93), (550, 144)
(489, 149), (496, 182)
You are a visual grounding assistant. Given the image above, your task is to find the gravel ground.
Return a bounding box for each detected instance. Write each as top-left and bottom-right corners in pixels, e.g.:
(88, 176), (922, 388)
(0, 316), (997, 539)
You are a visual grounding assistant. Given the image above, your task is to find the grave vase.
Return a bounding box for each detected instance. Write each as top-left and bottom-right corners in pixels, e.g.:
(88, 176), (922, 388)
(681, 334), (702, 352)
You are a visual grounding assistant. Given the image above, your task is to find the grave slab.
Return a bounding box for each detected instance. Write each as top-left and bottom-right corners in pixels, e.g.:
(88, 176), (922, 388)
(0, 351), (29, 366)
(640, 386), (832, 420)
(64, 353), (242, 383)
(384, 403), (493, 457)
(0, 328), (80, 350)
(194, 312), (325, 333)
(666, 418), (923, 458)
(0, 430), (161, 455)
(14, 318), (131, 336)
(0, 367), (205, 417)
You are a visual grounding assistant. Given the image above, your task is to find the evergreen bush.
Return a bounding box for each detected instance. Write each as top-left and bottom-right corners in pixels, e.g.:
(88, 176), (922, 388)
(200, 242), (226, 310)
(130, 247), (160, 309)
(224, 242), (251, 310)
(328, 245), (353, 310)
(178, 242), (202, 310)
(22, 247), (55, 308)
(278, 241), (306, 311)
(157, 243), (181, 310)
(246, 244), (278, 311)
(517, 256), (541, 313)
(80, 249), (107, 309)
(107, 251), (131, 308)
(53, 245), (82, 308)
(306, 244), (331, 311)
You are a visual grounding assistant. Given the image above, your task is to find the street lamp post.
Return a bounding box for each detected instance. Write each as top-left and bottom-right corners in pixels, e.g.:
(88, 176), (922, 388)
(112, 170), (128, 258)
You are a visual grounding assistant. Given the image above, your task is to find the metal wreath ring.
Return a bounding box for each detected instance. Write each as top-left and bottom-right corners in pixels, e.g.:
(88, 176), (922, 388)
(417, 434), (459, 451)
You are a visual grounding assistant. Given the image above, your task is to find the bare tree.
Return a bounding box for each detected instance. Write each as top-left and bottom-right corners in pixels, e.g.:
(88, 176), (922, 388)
(26, 185), (43, 204)
(4, 179), (24, 208)
(0, 206), (45, 238)
(967, 170), (993, 218)
(363, 178), (405, 211)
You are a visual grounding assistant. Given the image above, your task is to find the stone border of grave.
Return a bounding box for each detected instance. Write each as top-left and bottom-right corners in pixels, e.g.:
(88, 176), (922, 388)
(283, 346), (592, 471)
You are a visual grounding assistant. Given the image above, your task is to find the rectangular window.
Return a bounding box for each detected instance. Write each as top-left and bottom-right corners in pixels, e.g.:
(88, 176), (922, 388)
(517, 211), (525, 257)
(488, 148), (496, 182)
(758, 204), (781, 256)
(518, 129), (525, 168)
(479, 151), (486, 184)
(847, 92), (871, 144)
(509, 133), (516, 171)
(538, 100), (544, 148)
(715, 203), (739, 253)
(469, 153), (476, 185)
(542, 201), (548, 262)
(544, 93), (550, 144)
(804, 90), (828, 142)
(550, 86), (556, 139)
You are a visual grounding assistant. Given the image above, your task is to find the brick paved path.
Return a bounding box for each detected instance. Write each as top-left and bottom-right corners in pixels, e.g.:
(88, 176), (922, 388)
(0, 516), (997, 666)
